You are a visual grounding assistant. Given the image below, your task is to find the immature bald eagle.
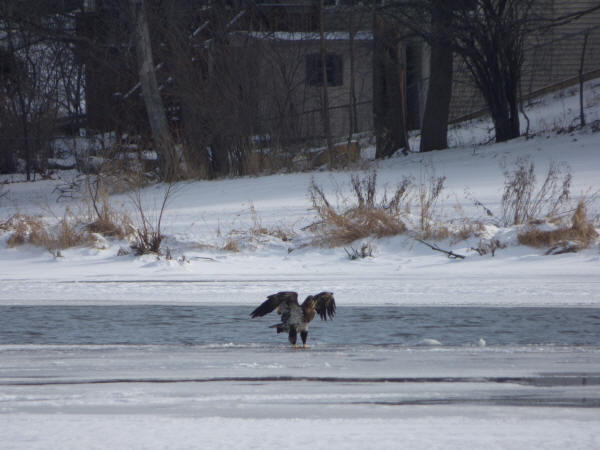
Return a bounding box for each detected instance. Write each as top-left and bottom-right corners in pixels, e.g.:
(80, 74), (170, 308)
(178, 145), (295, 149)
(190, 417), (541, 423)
(250, 291), (336, 348)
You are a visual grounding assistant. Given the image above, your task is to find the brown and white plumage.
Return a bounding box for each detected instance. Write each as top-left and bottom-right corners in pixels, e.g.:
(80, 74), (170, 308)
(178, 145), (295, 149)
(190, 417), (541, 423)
(250, 291), (336, 347)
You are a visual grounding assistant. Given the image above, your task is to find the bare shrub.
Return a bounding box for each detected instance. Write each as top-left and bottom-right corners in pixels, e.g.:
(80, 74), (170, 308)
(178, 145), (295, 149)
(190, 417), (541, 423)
(129, 181), (174, 256)
(517, 200), (598, 251)
(502, 158), (571, 225)
(309, 171), (409, 246)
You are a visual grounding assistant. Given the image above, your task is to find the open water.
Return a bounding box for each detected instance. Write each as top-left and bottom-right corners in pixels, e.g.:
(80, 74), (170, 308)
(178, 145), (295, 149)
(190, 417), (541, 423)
(1, 305), (598, 347)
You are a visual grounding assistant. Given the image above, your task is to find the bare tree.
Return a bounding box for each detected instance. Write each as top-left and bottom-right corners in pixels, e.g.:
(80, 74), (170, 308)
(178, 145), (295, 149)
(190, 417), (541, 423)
(0, 2), (64, 179)
(386, 0), (600, 144)
(451, 0), (535, 142)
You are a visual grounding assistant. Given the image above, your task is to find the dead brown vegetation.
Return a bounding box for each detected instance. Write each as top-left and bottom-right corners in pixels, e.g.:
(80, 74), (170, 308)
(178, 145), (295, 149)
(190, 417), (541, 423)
(4, 214), (48, 248)
(85, 177), (132, 239)
(216, 204), (297, 252)
(502, 158), (571, 226)
(3, 211), (92, 253)
(309, 171), (410, 246)
(517, 200), (598, 252)
(308, 170), (462, 246)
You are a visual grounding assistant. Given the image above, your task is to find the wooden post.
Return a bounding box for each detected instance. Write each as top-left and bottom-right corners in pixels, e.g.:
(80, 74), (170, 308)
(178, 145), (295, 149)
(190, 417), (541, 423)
(319, 0), (334, 167)
(396, 41), (410, 153)
(579, 30), (590, 128)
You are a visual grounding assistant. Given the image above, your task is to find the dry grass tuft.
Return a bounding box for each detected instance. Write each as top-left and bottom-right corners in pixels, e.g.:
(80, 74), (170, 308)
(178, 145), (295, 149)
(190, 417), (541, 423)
(222, 238), (240, 252)
(571, 200), (598, 244)
(264, 225), (295, 242)
(85, 177), (132, 239)
(215, 204), (297, 253)
(418, 175), (446, 237)
(517, 200), (598, 251)
(309, 171), (409, 246)
(54, 211), (89, 250)
(4, 211), (91, 252)
(4, 215), (48, 248)
(307, 170), (458, 246)
(502, 158), (571, 226)
(2, 177), (133, 254)
(454, 219), (484, 242)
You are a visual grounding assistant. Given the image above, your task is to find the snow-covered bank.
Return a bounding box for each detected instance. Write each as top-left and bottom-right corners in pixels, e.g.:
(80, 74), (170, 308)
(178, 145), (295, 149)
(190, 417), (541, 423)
(1, 80), (599, 307)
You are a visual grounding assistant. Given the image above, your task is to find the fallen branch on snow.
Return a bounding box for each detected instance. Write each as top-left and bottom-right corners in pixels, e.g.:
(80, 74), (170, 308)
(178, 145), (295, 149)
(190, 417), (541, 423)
(416, 239), (465, 259)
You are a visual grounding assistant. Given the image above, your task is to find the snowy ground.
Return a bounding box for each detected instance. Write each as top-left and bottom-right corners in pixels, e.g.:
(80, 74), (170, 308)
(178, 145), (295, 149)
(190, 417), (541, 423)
(2, 343), (600, 449)
(0, 81), (600, 448)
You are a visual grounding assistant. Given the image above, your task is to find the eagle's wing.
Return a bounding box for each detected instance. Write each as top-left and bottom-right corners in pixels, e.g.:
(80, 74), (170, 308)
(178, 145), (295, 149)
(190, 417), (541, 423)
(250, 291), (299, 318)
(314, 291), (336, 320)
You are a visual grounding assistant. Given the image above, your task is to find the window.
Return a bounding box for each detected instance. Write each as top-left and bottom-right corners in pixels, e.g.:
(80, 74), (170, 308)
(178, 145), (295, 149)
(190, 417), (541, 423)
(306, 53), (343, 87)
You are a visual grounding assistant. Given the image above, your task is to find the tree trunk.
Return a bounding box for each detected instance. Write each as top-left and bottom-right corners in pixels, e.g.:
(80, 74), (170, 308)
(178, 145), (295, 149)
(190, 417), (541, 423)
(129, 0), (173, 179)
(579, 31), (589, 127)
(485, 77), (520, 143)
(420, 3), (453, 152)
(347, 6), (358, 136)
(373, 15), (408, 159)
(319, 0), (334, 166)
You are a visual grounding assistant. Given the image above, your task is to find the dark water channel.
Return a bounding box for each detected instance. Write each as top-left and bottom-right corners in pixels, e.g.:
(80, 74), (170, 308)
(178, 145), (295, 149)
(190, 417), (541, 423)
(1, 306), (599, 347)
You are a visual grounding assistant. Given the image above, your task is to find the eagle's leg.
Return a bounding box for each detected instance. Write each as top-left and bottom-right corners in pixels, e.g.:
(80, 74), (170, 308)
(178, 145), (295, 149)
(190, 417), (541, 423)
(300, 330), (308, 348)
(288, 327), (298, 347)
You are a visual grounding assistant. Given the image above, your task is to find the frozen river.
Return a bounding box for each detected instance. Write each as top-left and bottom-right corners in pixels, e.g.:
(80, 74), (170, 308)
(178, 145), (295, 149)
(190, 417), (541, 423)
(2, 306), (600, 449)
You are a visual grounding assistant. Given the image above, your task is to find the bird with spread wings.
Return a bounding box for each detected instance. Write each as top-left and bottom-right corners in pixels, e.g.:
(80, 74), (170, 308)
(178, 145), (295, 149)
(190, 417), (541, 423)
(250, 291), (336, 348)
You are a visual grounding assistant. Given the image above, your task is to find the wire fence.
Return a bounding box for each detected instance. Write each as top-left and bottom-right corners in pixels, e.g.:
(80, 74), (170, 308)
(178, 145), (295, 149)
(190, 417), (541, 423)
(448, 22), (600, 124)
(254, 20), (600, 144)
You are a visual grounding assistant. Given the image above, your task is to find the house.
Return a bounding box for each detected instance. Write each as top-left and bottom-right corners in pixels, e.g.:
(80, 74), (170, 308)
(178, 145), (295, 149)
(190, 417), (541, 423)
(226, 30), (374, 144)
(78, 0), (600, 168)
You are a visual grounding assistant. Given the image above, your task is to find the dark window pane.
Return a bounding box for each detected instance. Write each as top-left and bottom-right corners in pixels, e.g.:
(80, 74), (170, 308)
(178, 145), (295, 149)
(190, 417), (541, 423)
(306, 53), (343, 87)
